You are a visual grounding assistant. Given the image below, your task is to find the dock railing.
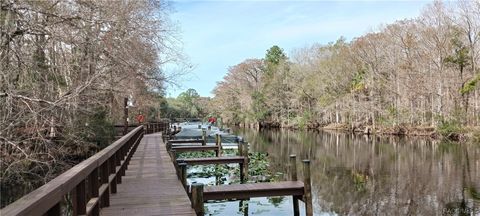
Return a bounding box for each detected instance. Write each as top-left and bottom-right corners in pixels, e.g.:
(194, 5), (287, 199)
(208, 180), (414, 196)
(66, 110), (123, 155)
(1, 126), (144, 216)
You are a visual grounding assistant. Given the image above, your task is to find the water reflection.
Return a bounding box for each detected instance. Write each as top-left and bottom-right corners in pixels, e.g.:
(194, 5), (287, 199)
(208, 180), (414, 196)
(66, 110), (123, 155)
(232, 127), (480, 215)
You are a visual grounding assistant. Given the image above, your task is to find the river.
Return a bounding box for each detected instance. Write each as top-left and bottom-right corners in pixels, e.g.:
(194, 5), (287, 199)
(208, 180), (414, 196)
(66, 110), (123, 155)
(204, 127), (480, 215)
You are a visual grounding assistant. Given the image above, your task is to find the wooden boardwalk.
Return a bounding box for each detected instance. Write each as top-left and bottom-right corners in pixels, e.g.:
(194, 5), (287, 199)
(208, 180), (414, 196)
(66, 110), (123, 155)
(101, 133), (195, 216)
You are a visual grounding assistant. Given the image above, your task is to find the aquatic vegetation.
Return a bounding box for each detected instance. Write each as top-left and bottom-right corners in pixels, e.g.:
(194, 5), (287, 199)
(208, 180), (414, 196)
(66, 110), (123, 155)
(352, 172), (368, 192)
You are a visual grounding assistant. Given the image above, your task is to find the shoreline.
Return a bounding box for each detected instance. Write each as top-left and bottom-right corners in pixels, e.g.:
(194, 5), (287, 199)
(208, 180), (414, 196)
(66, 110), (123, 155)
(236, 122), (480, 142)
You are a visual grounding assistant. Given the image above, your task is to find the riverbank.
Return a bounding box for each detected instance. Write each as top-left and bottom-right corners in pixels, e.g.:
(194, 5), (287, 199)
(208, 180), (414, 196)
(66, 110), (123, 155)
(321, 123), (480, 142)
(237, 121), (480, 142)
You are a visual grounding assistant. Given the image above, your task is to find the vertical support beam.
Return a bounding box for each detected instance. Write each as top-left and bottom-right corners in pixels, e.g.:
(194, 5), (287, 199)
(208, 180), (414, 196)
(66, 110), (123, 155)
(75, 180), (86, 216)
(171, 150), (177, 163)
(290, 155), (299, 216)
(216, 134), (222, 157)
(171, 150), (178, 177)
(89, 168), (100, 216)
(109, 157), (117, 193)
(202, 129), (206, 146)
(166, 141), (172, 152)
(239, 199), (249, 216)
(179, 162), (187, 190)
(237, 138), (242, 156)
(123, 97), (128, 135)
(242, 141), (249, 183)
(115, 152), (122, 184)
(100, 162), (110, 207)
(191, 183), (204, 216)
(289, 155), (297, 181)
(303, 160), (313, 216)
(239, 162), (245, 183)
(71, 188), (77, 216)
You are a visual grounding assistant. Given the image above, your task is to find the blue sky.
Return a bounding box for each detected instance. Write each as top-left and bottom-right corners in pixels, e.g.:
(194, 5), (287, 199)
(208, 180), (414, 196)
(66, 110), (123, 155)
(165, 0), (430, 97)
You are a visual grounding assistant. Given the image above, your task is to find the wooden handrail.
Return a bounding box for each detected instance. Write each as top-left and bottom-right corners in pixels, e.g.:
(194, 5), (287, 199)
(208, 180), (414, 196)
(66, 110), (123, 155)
(144, 122), (170, 134)
(1, 126), (144, 216)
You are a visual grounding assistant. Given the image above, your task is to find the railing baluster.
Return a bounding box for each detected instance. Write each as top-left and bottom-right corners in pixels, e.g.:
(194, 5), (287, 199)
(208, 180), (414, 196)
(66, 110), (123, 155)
(89, 168), (100, 216)
(76, 180), (87, 216)
(115, 152), (122, 184)
(109, 157), (117, 193)
(100, 162), (110, 207)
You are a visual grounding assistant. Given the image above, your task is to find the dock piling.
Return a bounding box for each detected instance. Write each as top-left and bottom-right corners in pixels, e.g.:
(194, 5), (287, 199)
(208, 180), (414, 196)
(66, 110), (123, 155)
(191, 183), (204, 216)
(303, 160), (313, 216)
(290, 155), (299, 216)
(202, 129), (206, 146)
(179, 162), (187, 190)
(216, 134), (222, 157)
(241, 141), (249, 183)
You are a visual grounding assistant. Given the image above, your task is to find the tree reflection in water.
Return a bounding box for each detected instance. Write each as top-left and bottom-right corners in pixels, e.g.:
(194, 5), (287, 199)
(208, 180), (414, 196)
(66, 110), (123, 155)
(233, 127), (480, 215)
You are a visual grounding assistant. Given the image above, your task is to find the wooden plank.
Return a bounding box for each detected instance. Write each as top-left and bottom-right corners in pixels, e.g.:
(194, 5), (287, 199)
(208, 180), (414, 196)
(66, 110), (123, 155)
(171, 146), (218, 152)
(168, 139), (204, 144)
(203, 181), (304, 200)
(178, 156), (245, 165)
(100, 133), (195, 215)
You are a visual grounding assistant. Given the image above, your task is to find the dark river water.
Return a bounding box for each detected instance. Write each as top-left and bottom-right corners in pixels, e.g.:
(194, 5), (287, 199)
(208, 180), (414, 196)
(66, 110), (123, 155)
(216, 127), (480, 216)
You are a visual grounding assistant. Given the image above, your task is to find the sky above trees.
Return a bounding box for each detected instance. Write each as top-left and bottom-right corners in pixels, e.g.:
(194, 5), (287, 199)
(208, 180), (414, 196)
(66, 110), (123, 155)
(167, 0), (430, 97)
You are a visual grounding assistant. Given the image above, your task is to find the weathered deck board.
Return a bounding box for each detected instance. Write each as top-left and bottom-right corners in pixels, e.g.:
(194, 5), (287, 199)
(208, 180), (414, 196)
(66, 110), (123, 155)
(100, 133), (195, 216)
(178, 156), (246, 165)
(171, 145), (219, 152)
(203, 181), (305, 200)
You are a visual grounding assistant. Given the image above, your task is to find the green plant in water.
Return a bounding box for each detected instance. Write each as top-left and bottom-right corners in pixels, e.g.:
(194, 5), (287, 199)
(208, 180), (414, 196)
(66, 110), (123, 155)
(177, 151), (215, 159)
(267, 196), (285, 207)
(352, 172), (368, 192)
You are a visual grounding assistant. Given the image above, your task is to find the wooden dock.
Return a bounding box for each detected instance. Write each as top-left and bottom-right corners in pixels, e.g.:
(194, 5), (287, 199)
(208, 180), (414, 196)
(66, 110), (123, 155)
(1, 123), (312, 216)
(100, 133), (195, 216)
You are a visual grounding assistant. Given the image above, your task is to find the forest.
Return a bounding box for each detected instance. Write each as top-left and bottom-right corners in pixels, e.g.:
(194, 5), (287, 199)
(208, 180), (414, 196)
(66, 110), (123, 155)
(0, 0), (184, 201)
(1, 0), (479, 209)
(210, 1), (480, 140)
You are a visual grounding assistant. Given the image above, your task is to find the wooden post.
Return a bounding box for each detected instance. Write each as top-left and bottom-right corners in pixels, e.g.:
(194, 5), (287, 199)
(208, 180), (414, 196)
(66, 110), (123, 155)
(89, 168), (100, 216)
(74, 180), (86, 216)
(290, 155), (297, 181)
(166, 141), (172, 152)
(123, 97), (128, 135)
(100, 162), (110, 207)
(239, 161), (245, 183)
(242, 141), (249, 183)
(191, 183), (204, 216)
(109, 158), (117, 193)
(303, 160), (313, 216)
(179, 162), (187, 190)
(290, 155), (299, 216)
(171, 150), (177, 163)
(202, 129), (206, 146)
(237, 138), (242, 156)
(239, 199), (249, 216)
(216, 134), (222, 157)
